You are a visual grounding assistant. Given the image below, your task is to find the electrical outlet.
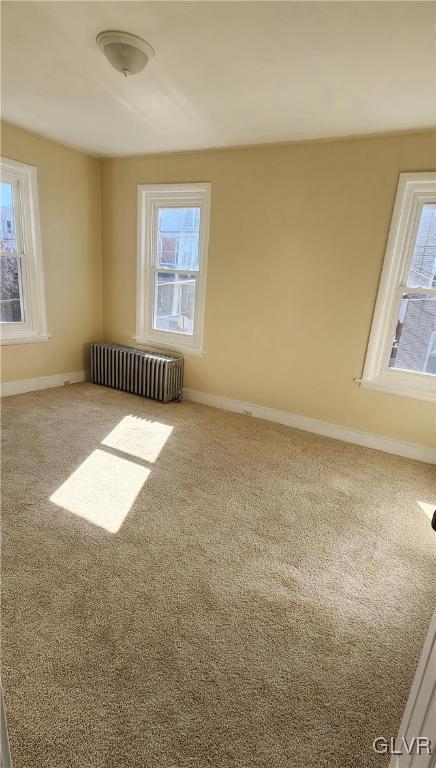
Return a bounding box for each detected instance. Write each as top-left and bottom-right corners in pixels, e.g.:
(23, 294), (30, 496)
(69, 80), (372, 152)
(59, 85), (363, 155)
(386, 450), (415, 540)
(242, 408), (254, 417)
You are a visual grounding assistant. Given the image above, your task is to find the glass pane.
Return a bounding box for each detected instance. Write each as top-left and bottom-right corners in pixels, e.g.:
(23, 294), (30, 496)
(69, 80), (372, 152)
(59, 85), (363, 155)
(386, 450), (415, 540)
(0, 182), (17, 253)
(425, 333), (436, 374)
(407, 204), (436, 289)
(0, 256), (24, 323)
(389, 293), (436, 374)
(154, 272), (195, 335)
(157, 207), (200, 271)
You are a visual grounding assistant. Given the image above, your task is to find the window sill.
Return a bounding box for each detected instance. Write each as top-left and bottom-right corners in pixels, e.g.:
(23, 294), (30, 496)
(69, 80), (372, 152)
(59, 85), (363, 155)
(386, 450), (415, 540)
(0, 334), (51, 346)
(360, 372), (435, 403)
(133, 336), (205, 357)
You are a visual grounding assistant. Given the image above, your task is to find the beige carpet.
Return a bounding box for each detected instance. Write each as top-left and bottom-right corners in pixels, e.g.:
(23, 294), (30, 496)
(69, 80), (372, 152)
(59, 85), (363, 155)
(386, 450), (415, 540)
(1, 382), (435, 768)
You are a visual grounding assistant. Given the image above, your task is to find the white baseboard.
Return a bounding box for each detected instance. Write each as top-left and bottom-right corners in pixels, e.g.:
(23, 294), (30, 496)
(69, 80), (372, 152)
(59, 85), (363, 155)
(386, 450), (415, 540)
(183, 387), (435, 465)
(1, 375), (433, 464)
(1, 370), (86, 397)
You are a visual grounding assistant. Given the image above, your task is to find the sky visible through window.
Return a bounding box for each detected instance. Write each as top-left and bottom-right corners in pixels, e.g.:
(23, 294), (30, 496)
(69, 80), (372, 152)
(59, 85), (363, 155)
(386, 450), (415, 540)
(0, 182), (13, 208)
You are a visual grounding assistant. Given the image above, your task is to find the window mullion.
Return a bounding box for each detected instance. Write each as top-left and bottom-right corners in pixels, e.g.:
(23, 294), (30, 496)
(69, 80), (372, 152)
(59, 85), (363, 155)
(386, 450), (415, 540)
(151, 266), (199, 276)
(401, 284), (436, 297)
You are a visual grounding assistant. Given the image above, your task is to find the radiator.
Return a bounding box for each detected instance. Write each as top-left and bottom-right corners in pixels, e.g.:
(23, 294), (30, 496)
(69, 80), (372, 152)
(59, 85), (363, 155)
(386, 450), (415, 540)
(90, 343), (183, 402)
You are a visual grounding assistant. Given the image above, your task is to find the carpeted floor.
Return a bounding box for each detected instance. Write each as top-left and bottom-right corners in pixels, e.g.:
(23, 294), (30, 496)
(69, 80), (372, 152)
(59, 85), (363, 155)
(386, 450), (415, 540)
(1, 382), (435, 768)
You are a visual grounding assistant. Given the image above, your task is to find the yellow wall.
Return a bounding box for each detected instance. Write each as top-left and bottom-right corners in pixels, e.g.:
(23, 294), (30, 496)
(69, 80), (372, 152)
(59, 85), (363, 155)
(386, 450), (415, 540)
(101, 131), (436, 448)
(1, 122), (434, 448)
(1, 122), (102, 381)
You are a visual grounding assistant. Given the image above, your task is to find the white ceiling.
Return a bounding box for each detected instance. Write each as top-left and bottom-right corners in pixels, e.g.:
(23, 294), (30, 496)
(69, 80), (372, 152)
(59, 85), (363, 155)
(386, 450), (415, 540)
(1, 1), (435, 157)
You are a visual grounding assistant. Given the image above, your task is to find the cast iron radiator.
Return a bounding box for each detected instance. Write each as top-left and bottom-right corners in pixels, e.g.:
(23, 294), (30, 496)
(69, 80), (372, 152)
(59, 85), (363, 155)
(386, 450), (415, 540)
(90, 343), (183, 402)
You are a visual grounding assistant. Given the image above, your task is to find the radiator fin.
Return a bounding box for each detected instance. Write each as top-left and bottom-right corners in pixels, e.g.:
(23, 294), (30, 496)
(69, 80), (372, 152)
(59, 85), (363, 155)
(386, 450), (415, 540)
(90, 343), (183, 403)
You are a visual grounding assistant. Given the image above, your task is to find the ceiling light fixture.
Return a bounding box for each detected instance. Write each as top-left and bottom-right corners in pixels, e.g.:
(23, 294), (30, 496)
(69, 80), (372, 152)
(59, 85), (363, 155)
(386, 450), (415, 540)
(97, 30), (155, 77)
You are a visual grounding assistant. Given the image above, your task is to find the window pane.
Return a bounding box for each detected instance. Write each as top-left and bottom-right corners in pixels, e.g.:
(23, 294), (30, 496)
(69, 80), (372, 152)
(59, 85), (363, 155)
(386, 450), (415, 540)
(0, 256), (24, 322)
(425, 333), (436, 374)
(154, 272), (195, 335)
(407, 204), (436, 289)
(0, 182), (17, 253)
(157, 207), (200, 270)
(389, 294), (436, 374)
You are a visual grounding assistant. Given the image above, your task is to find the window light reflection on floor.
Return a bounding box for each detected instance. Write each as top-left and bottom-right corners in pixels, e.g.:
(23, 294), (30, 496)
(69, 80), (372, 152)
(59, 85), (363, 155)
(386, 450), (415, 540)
(50, 448), (150, 533)
(417, 501), (436, 521)
(50, 415), (174, 533)
(101, 415), (173, 463)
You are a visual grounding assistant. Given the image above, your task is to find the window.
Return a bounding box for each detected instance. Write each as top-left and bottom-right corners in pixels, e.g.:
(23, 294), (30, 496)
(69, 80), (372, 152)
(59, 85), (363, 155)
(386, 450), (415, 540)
(136, 183), (210, 355)
(362, 172), (436, 401)
(0, 157), (48, 344)
(425, 331), (436, 374)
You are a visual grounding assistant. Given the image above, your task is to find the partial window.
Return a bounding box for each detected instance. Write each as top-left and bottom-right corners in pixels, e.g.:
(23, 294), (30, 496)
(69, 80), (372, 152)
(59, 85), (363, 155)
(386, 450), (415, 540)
(0, 157), (48, 344)
(136, 184), (210, 354)
(425, 331), (436, 375)
(362, 173), (436, 401)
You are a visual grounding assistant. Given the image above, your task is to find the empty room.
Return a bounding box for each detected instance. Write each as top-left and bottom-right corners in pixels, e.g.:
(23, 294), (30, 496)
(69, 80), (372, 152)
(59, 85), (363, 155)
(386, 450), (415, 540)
(1, 2), (435, 767)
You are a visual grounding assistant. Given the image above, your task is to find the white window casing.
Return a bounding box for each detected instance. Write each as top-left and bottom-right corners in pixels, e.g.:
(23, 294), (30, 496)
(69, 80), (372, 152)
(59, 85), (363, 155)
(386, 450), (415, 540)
(361, 172), (436, 402)
(0, 157), (48, 345)
(135, 183), (211, 356)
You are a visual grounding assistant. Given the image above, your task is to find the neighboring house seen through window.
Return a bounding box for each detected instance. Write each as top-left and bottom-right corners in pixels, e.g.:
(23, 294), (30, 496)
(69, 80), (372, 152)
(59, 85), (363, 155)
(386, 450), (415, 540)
(136, 184), (210, 355)
(0, 157), (48, 345)
(362, 173), (436, 401)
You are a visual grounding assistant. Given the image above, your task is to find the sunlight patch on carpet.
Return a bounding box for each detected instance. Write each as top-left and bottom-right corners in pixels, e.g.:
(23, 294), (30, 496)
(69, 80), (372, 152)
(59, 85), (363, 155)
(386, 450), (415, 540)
(417, 500), (435, 520)
(50, 448), (150, 532)
(101, 415), (173, 463)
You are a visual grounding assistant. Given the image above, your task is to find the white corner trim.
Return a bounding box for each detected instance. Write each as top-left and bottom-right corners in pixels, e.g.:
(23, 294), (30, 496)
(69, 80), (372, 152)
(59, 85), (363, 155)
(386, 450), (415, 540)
(1, 370), (86, 397)
(183, 387), (435, 465)
(388, 609), (436, 768)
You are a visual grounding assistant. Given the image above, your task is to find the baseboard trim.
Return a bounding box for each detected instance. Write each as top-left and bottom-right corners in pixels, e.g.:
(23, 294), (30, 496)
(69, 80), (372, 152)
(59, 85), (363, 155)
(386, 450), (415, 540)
(1, 376), (432, 464)
(183, 387), (435, 465)
(1, 370), (86, 397)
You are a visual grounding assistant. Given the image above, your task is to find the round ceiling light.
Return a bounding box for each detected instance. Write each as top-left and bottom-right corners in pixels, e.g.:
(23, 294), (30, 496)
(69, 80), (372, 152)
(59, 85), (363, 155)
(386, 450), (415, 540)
(96, 30), (155, 77)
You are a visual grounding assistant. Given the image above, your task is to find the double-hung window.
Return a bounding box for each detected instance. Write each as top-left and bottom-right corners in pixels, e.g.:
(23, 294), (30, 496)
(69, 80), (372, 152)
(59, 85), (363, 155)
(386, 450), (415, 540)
(362, 172), (436, 401)
(0, 157), (47, 344)
(136, 183), (210, 355)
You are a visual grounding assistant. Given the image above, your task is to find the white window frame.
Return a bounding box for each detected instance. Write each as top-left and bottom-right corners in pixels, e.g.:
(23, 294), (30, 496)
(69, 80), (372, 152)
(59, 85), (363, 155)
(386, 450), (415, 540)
(0, 157), (48, 345)
(135, 183), (210, 356)
(361, 172), (436, 402)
